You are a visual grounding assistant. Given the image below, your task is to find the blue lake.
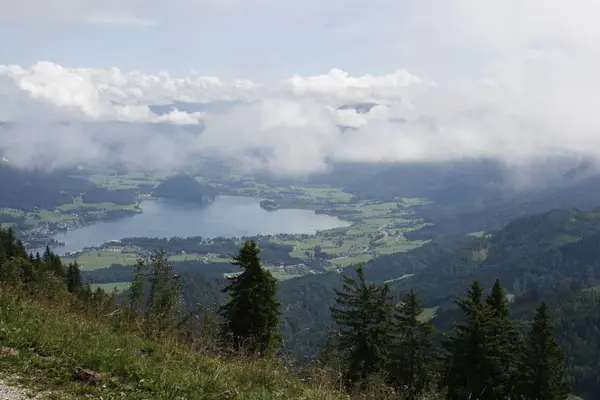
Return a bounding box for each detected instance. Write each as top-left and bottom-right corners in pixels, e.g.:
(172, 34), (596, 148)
(52, 196), (351, 255)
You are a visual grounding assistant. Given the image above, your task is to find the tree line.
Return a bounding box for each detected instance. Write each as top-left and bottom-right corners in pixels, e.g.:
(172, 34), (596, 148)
(0, 227), (113, 309)
(206, 240), (572, 399)
(0, 230), (573, 399)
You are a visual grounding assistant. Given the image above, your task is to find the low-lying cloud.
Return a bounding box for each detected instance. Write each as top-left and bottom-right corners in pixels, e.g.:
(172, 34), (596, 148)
(4, 0), (600, 177)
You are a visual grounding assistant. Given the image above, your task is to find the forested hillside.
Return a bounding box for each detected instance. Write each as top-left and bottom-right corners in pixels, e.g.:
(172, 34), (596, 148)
(0, 165), (94, 210)
(0, 227), (576, 399)
(314, 159), (600, 241)
(14, 201), (600, 397)
(153, 173), (218, 203)
(166, 207), (600, 398)
(0, 229), (354, 399)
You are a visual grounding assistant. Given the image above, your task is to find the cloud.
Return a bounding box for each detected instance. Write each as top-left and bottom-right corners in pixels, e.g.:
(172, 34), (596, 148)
(3, 0), (600, 177)
(85, 14), (159, 26)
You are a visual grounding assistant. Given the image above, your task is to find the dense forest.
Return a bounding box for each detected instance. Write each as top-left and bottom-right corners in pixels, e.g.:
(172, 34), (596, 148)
(82, 187), (139, 205)
(153, 173), (218, 203)
(0, 165), (140, 219)
(0, 228), (576, 398)
(5, 159), (600, 397)
(310, 159), (600, 241)
(0, 165), (94, 210)
(75, 206), (600, 398)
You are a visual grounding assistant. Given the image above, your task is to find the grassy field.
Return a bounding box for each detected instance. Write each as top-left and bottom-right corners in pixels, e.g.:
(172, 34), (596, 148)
(2, 196), (139, 228)
(63, 249), (141, 271)
(265, 267), (306, 281)
(1, 208), (78, 226)
(59, 180), (433, 287)
(26, 210), (77, 225)
(271, 195), (431, 269)
(91, 281), (131, 293)
(420, 306), (440, 322)
(65, 249), (308, 285)
(0, 289), (350, 400)
(58, 201), (138, 212)
(63, 249), (237, 271)
(168, 254), (231, 263)
(86, 173), (160, 190)
(0, 208), (23, 217)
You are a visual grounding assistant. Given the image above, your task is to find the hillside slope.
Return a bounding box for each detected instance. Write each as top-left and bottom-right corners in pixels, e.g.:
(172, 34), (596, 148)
(0, 288), (350, 400)
(153, 173), (217, 203)
(368, 208), (600, 308)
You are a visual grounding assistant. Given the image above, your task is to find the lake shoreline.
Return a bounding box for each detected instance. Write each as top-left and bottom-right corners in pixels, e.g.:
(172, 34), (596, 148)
(47, 195), (351, 255)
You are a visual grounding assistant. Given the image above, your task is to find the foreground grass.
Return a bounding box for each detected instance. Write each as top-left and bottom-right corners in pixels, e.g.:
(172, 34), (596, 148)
(0, 290), (346, 400)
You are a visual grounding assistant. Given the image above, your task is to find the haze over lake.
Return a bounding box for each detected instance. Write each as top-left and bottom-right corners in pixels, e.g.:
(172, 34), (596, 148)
(52, 196), (351, 255)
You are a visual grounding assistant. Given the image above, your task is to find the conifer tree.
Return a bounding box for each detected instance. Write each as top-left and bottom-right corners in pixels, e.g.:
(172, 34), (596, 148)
(127, 259), (148, 320)
(443, 281), (496, 400)
(219, 240), (280, 354)
(42, 246), (64, 277)
(516, 302), (570, 400)
(390, 289), (435, 399)
(486, 278), (510, 319)
(144, 250), (183, 335)
(330, 265), (394, 385)
(66, 262), (82, 293)
(12, 240), (28, 260)
(0, 245), (7, 274)
(485, 279), (520, 398)
(3, 227), (15, 257)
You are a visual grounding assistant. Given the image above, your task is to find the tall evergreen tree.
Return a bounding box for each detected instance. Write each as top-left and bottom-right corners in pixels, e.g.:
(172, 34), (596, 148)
(0, 245), (7, 271)
(42, 246), (64, 277)
(12, 240), (28, 259)
(485, 279), (521, 398)
(127, 259), (148, 320)
(66, 262), (82, 293)
(516, 302), (570, 400)
(390, 289), (435, 400)
(219, 240), (280, 354)
(330, 265), (394, 385)
(442, 281), (498, 400)
(144, 251), (183, 335)
(486, 278), (510, 319)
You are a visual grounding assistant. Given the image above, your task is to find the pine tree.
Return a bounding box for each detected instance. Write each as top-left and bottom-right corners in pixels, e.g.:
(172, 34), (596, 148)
(219, 240), (280, 354)
(144, 250), (183, 335)
(127, 259), (148, 320)
(486, 278), (510, 319)
(390, 289), (435, 399)
(3, 227), (15, 257)
(66, 262), (82, 293)
(485, 279), (520, 398)
(330, 265), (394, 385)
(42, 247), (64, 277)
(0, 245), (7, 272)
(516, 302), (570, 400)
(442, 281), (497, 400)
(12, 240), (28, 259)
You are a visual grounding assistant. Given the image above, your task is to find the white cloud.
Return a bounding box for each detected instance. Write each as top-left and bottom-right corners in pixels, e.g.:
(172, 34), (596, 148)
(85, 14), (159, 26)
(3, 0), (600, 177)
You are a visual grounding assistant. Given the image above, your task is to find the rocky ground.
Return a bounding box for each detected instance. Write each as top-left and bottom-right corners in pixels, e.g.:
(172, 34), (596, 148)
(0, 379), (40, 399)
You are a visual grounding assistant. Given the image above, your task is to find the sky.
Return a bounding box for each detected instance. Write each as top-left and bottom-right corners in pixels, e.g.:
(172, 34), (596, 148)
(2, 0), (600, 176)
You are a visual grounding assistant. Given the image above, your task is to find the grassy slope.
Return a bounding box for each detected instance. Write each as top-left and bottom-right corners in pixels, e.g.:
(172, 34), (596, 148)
(0, 289), (345, 400)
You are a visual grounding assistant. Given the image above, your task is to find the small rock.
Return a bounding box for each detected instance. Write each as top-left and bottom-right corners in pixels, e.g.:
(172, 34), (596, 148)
(1, 347), (19, 357)
(73, 367), (103, 385)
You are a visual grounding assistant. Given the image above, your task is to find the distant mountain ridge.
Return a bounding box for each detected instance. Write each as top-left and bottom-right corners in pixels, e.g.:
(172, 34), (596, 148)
(153, 173), (217, 203)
